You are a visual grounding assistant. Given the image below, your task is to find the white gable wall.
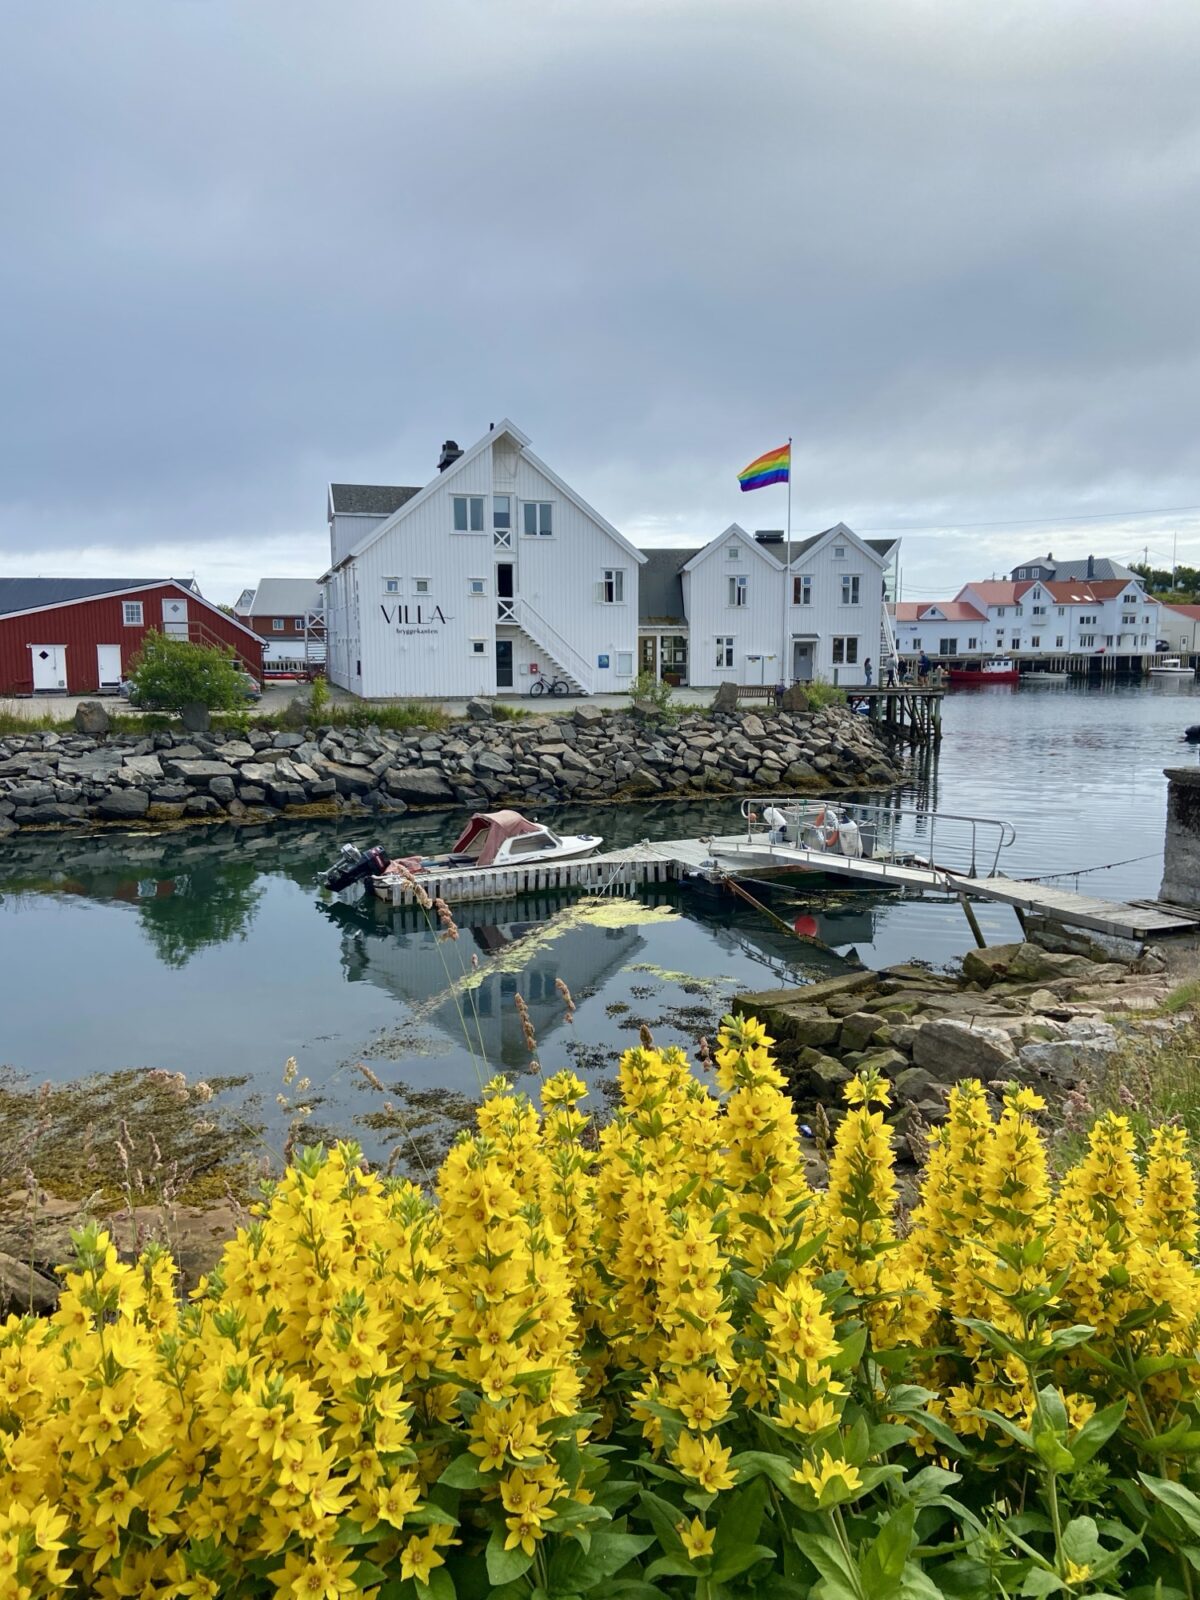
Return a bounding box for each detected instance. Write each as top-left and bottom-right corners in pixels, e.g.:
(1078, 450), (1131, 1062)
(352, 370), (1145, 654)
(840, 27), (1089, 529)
(325, 432), (638, 698)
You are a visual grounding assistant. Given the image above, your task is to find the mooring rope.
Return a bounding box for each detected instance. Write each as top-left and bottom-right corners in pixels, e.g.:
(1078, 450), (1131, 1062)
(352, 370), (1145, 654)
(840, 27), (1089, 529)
(1013, 850), (1161, 884)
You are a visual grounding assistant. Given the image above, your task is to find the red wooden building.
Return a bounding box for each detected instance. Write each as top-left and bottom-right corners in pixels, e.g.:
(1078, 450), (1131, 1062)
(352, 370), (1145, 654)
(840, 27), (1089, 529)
(0, 578), (264, 696)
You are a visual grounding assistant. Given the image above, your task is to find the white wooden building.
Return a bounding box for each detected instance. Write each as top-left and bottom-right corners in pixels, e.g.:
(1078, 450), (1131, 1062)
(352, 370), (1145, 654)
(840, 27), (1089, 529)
(639, 523), (898, 689)
(322, 421), (643, 698)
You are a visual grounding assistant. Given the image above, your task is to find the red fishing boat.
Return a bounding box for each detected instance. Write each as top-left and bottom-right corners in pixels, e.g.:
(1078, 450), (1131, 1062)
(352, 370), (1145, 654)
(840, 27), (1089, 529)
(947, 658), (1019, 685)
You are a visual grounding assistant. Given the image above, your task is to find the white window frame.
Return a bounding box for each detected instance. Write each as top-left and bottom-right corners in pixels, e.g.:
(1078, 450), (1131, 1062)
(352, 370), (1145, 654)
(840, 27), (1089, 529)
(601, 569), (625, 605)
(522, 501), (553, 537)
(715, 635), (735, 668)
(414, 578), (431, 596)
(492, 495), (512, 546)
(793, 575), (812, 605)
(831, 636), (859, 664)
(841, 574), (861, 606)
(470, 638), (487, 655)
(453, 496), (485, 534)
(728, 574), (748, 608)
(384, 577), (400, 594)
(938, 637), (957, 655)
(1031, 634), (1041, 647)
(967, 636), (978, 649)
(469, 578), (486, 596)
(615, 650), (633, 675)
(272, 618), (285, 632)
(122, 601), (144, 626)
(833, 544), (846, 559)
(727, 542), (741, 559)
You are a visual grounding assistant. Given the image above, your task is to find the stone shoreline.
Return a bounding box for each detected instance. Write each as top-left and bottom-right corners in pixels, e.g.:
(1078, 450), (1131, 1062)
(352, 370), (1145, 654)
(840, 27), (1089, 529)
(0, 703), (903, 836)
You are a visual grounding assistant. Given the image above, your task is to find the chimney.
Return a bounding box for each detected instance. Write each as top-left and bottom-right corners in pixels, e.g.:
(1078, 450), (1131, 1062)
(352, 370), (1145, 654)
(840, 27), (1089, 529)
(437, 439), (463, 472)
(755, 530), (784, 545)
(1086, 554), (1095, 579)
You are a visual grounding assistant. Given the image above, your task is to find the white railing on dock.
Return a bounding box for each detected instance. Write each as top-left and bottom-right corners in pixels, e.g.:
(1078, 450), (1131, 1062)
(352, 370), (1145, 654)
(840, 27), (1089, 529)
(740, 796), (1017, 879)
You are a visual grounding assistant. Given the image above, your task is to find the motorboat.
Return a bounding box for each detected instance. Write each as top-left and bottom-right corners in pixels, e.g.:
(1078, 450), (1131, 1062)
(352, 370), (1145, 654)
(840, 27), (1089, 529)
(321, 809), (603, 892)
(1020, 670), (1070, 682)
(1150, 657), (1196, 678)
(948, 659), (1019, 685)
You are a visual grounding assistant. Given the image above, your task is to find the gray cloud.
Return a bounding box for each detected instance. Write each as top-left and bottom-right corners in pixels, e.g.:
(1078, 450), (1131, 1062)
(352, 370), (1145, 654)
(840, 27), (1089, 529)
(3, 0), (1200, 600)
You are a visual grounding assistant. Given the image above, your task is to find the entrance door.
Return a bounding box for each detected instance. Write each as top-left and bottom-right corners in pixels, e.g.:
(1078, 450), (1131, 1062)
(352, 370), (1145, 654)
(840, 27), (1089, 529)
(97, 644), (122, 690)
(496, 638), (514, 689)
(30, 645), (67, 691)
(792, 641), (814, 682)
(639, 636), (657, 677)
(162, 596), (189, 638)
(496, 564), (515, 622)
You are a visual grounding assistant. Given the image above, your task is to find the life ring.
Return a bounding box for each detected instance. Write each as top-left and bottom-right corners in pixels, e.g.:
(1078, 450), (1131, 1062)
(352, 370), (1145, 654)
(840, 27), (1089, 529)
(812, 806), (840, 849)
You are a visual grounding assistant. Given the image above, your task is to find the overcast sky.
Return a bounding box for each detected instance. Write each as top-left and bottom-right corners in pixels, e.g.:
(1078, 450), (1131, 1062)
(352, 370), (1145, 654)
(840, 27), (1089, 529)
(3, 0), (1200, 603)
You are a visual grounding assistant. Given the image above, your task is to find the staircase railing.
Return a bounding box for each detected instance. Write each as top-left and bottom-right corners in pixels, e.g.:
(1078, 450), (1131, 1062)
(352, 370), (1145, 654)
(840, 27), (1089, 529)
(185, 620), (261, 677)
(880, 602), (899, 666)
(513, 598), (595, 695)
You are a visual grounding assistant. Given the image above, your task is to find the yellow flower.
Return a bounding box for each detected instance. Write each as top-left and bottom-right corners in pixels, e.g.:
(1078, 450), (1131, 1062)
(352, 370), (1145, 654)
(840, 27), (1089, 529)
(677, 1516), (716, 1561)
(400, 1526), (459, 1586)
(672, 1430), (738, 1492)
(1064, 1559), (1092, 1587)
(779, 1395), (840, 1434)
(794, 1450), (863, 1500)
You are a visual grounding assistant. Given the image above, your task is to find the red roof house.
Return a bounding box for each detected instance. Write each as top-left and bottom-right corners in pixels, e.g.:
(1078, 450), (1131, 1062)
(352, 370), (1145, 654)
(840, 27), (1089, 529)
(0, 578), (264, 696)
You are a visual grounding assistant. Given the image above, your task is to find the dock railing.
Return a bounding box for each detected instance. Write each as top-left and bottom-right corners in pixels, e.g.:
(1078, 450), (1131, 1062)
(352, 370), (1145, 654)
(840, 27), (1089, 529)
(740, 796), (1017, 880)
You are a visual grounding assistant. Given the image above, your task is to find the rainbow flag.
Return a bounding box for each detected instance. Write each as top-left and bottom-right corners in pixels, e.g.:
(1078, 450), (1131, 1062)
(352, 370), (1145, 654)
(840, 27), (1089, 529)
(738, 442), (790, 492)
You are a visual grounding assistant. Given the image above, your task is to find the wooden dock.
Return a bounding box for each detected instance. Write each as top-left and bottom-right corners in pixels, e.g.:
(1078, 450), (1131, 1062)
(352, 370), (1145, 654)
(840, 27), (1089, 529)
(855, 686), (943, 743)
(369, 831), (1197, 943)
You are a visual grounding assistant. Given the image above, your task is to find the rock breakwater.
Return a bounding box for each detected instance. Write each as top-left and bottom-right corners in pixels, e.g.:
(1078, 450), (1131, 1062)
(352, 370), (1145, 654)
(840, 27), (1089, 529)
(0, 703), (902, 835)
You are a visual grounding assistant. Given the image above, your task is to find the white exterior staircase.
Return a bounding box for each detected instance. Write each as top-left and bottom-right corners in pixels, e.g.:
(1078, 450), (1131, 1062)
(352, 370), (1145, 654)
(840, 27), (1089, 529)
(512, 597), (595, 694)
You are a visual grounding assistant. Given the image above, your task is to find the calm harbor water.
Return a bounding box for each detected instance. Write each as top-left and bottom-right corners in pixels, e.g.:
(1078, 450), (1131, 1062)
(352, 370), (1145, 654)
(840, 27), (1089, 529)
(2, 679), (1197, 1159)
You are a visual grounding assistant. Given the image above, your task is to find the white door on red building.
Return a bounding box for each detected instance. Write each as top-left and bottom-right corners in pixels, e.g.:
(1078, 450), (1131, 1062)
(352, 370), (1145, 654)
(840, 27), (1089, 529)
(30, 645), (67, 691)
(97, 644), (122, 689)
(162, 597), (189, 637)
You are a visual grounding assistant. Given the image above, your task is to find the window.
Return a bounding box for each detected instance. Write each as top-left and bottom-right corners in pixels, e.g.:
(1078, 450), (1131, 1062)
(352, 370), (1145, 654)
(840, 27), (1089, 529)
(728, 574), (748, 607)
(1015, 605), (1024, 616)
(727, 542), (741, 559)
(841, 574), (861, 605)
(1033, 605), (1046, 616)
(997, 606), (1006, 616)
(601, 569), (625, 604)
(1031, 635), (1041, 647)
(415, 578), (431, 595)
(832, 636), (859, 664)
(911, 637), (922, 649)
(833, 544), (846, 558)
(1105, 634), (1114, 646)
(122, 601), (143, 626)
(469, 578), (486, 595)
(293, 617), (304, 630)
(615, 650), (633, 674)
(793, 575), (812, 605)
(1055, 636), (1064, 647)
(1122, 613), (1136, 624)
(715, 635), (735, 668)
(967, 636), (978, 649)
(1080, 633), (1095, 647)
(470, 639), (486, 655)
(523, 501), (553, 537)
(1057, 606), (1065, 617)
(493, 495), (510, 530)
(384, 577), (400, 594)
(1017, 568), (1027, 579)
(272, 618), (285, 632)
(938, 637), (957, 655)
(453, 495), (485, 532)
(1011, 637), (1020, 649)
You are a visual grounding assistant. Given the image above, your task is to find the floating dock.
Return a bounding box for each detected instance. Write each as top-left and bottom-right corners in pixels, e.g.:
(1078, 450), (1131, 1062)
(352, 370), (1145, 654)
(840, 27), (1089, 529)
(369, 830), (1198, 943)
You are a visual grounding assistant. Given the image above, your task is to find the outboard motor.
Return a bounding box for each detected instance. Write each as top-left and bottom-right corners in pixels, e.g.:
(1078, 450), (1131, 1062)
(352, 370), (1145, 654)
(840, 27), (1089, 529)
(323, 843), (391, 892)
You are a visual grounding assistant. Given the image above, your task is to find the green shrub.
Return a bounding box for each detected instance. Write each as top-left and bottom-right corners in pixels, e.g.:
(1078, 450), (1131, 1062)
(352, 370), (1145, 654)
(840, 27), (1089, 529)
(804, 679), (847, 709)
(630, 670), (675, 714)
(127, 630), (249, 712)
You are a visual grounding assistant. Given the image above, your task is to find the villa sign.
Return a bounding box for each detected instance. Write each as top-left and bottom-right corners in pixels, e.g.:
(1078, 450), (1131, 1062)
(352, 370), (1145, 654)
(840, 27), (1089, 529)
(380, 603), (452, 636)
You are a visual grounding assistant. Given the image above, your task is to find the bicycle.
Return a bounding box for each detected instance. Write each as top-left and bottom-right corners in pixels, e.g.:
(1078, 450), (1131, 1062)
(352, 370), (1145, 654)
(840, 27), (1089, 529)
(529, 672), (571, 697)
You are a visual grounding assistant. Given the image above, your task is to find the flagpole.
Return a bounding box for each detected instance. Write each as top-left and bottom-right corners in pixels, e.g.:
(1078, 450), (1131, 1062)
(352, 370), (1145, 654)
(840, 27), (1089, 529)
(780, 435), (793, 691)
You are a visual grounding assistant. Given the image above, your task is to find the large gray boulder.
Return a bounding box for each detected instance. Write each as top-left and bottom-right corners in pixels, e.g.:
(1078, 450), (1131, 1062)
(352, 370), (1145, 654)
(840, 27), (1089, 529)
(781, 683), (810, 711)
(712, 682), (739, 712)
(466, 697), (492, 721)
(0, 1250), (59, 1315)
(120, 754), (164, 783)
(94, 788), (150, 819)
(163, 758), (238, 786)
(178, 702), (211, 733)
(382, 767), (454, 804)
(73, 700), (110, 735)
(574, 704), (605, 729)
(319, 760), (377, 797)
(911, 1017), (1017, 1081)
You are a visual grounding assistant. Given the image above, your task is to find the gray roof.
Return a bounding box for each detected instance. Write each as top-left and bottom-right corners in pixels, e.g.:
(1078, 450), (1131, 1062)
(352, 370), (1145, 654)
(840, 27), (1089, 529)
(329, 483), (422, 517)
(1012, 555), (1133, 582)
(0, 578), (173, 617)
(246, 578), (324, 617)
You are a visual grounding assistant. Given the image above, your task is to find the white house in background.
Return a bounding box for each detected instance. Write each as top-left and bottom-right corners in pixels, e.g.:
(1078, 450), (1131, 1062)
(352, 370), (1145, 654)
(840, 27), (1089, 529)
(892, 572), (1161, 661)
(321, 421), (644, 698)
(1161, 603), (1200, 658)
(638, 523), (898, 689)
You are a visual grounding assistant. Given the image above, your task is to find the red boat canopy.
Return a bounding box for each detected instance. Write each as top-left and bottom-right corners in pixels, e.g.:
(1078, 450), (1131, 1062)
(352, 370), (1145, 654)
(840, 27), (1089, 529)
(451, 810), (543, 866)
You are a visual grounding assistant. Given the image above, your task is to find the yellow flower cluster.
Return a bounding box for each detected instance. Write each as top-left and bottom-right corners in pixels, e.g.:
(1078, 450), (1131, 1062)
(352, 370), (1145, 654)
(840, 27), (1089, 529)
(3, 1020), (1200, 1597)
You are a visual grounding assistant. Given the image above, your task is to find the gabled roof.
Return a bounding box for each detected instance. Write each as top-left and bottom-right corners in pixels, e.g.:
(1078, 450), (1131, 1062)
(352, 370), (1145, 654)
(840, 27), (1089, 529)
(1162, 603), (1200, 621)
(956, 580), (1034, 606)
(1013, 555), (1134, 582)
(329, 484), (422, 517)
(893, 599), (986, 623)
(324, 420), (645, 574)
(233, 587), (256, 615)
(1042, 578), (1134, 603)
(680, 521), (896, 579)
(0, 577), (178, 616)
(246, 578), (324, 617)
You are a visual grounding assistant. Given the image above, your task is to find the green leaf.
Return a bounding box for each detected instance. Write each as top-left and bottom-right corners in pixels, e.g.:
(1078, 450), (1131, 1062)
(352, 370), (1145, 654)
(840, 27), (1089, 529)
(794, 1530), (859, 1589)
(416, 1570), (457, 1600)
(637, 1491), (688, 1556)
(713, 1474), (769, 1557)
(867, 1422), (915, 1454)
(1047, 1324), (1098, 1354)
(1060, 1516), (1102, 1567)
(439, 1453), (488, 1490)
(1141, 1474), (1200, 1539)
(712, 1543), (776, 1583)
(1018, 1569), (1065, 1596)
(486, 1528), (533, 1587)
(353, 1561), (392, 1588)
(567, 1531), (654, 1587)
(1033, 1429), (1075, 1473)
(831, 1324), (868, 1371)
(1036, 1386), (1068, 1434)
(1069, 1399), (1126, 1466)
(972, 1408), (1036, 1450)
(331, 1519), (378, 1547)
(862, 1502), (917, 1589)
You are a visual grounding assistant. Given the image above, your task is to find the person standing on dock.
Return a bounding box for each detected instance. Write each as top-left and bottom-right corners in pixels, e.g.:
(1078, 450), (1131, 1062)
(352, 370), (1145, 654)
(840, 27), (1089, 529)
(918, 649), (930, 686)
(885, 658), (896, 688)
(864, 657), (873, 686)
